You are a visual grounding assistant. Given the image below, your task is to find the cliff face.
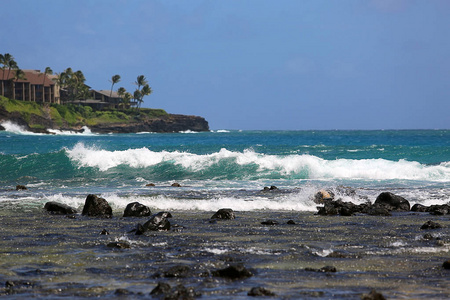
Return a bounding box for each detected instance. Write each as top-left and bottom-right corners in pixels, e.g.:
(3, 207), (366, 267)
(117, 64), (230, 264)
(88, 114), (210, 134)
(0, 106), (209, 134)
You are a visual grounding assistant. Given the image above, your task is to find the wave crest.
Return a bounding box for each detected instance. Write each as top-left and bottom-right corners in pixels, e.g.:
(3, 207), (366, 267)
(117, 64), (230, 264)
(65, 142), (450, 181)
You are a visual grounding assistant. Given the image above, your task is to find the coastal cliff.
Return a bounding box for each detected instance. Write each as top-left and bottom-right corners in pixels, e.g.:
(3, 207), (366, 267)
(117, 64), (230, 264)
(0, 98), (209, 134)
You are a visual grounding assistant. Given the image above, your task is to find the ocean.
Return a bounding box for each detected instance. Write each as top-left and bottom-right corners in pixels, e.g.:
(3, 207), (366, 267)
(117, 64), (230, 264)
(0, 122), (449, 299)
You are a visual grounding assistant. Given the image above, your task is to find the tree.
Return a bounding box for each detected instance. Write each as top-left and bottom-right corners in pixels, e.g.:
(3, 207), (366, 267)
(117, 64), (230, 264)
(41, 67), (53, 102)
(0, 53), (18, 98)
(109, 74), (121, 98)
(12, 69), (27, 100)
(134, 75), (148, 90)
(117, 87), (126, 110)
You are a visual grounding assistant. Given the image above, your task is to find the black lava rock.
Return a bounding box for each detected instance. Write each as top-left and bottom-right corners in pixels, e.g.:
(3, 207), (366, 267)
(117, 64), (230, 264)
(211, 208), (235, 220)
(420, 220), (443, 230)
(44, 201), (77, 215)
(123, 202), (151, 217)
(82, 194), (112, 218)
(212, 264), (253, 279)
(248, 286), (276, 296)
(374, 192), (410, 211)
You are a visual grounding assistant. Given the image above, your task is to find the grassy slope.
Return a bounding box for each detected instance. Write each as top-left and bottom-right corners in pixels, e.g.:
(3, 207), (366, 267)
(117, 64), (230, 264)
(0, 96), (168, 128)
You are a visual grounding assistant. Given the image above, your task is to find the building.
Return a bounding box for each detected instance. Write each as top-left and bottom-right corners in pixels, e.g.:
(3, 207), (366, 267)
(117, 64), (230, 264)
(68, 90), (123, 110)
(0, 69), (58, 103)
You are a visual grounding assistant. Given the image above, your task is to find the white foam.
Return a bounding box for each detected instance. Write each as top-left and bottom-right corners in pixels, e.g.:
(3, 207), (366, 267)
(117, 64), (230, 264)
(47, 126), (95, 136)
(65, 143), (450, 182)
(0, 120), (40, 135)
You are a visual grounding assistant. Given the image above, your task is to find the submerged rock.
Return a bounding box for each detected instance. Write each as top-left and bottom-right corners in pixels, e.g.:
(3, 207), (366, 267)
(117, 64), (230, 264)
(305, 266), (337, 273)
(374, 192), (410, 211)
(262, 185), (279, 192)
(420, 220), (442, 230)
(211, 208), (235, 220)
(123, 202), (151, 217)
(44, 201), (77, 215)
(248, 286), (276, 296)
(261, 220), (279, 225)
(16, 185), (27, 191)
(135, 211), (172, 235)
(81, 194), (112, 218)
(171, 182), (181, 187)
(163, 265), (191, 278)
(107, 241), (131, 249)
(212, 264), (253, 279)
(361, 289), (386, 300)
(150, 282), (201, 299)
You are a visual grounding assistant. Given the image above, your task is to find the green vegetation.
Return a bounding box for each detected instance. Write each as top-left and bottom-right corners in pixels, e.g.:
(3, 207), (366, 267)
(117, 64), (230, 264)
(0, 96), (168, 128)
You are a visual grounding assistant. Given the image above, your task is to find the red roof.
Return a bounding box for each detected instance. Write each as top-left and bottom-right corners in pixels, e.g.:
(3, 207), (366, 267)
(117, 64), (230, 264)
(0, 69), (55, 87)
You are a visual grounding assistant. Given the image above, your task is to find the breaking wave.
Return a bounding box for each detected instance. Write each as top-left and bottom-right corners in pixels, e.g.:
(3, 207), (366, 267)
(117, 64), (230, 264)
(65, 142), (450, 182)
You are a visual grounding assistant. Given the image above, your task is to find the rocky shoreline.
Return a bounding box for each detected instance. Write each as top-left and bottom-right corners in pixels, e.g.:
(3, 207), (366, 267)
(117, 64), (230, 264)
(1, 186), (449, 299)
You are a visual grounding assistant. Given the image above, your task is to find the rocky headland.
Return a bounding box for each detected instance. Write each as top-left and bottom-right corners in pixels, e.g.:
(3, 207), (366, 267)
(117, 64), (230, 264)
(0, 101), (209, 134)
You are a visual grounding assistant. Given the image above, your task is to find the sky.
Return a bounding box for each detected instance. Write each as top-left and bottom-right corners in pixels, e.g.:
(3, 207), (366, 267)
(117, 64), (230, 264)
(2, 0), (450, 130)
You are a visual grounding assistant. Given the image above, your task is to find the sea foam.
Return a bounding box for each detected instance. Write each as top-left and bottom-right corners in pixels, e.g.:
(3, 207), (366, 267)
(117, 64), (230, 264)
(65, 142), (450, 182)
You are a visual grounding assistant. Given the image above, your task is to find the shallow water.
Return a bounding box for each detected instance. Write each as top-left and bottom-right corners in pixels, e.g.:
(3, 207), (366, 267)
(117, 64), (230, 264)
(0, 128), (449, 298)
(0, 205), (448, 299)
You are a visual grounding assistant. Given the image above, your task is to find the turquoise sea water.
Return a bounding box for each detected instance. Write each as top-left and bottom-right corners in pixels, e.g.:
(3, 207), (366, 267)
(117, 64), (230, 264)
(0, 124), (449, 211)
(0, 123), (449, 299)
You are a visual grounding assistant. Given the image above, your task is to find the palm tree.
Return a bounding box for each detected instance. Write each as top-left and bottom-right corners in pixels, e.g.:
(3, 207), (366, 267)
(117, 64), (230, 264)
(109, 74), (121, 98)
(0, 53), (18, 98)
(117, 87), (126, 110)
(139, 84), (152, 108)
(12, 69), (27, 100)
(133, 89), (142, 110)
(134, 75), (148, 90)
(41, 67), (53, 102)
(123, 92), (132, 109)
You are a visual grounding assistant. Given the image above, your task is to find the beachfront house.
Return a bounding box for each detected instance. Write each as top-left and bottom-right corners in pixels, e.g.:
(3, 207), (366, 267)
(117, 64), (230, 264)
(0, 69), (59, 103)
(68, 90), (123, 110)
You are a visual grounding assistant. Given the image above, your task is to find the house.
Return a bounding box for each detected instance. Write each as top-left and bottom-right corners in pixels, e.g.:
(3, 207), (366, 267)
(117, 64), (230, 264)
(68, 90), (123, 110)
(0, 69), (58, 103)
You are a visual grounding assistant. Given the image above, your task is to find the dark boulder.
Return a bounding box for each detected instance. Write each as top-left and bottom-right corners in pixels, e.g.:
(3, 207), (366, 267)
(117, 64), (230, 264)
(81, 194), (113, 218)
(374, 192), (410, 211)
(428, 204), (450, 215)
(135, 211), (172, 234)
(150, 282), (201, 299)
(262, 186), (279, 192)
(411, 203), (428, 212)
(16, 185), (27, 190)
(150, 282), (171, 296)
(163, 265), (191, 278)
(211, 208), (235, 220)
(171, 182), (181, 187)
(443, 260), (450, 269)
(420, 220), (442, 230)
(261, 220), (279, 225)
(314, 189), (334, 203)
(365, 206), (392, 216)
(123, 202), (151, 217)
(212, 264), (253, 279)
(107, 241), (131, 249)
(361, 289), (386, 300)
(44, 201), (77, 215)
(248, 287), (276, 296)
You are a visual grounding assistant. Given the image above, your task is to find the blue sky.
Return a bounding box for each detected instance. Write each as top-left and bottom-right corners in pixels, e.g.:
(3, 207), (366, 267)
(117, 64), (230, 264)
(2, 0), (450, 130)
